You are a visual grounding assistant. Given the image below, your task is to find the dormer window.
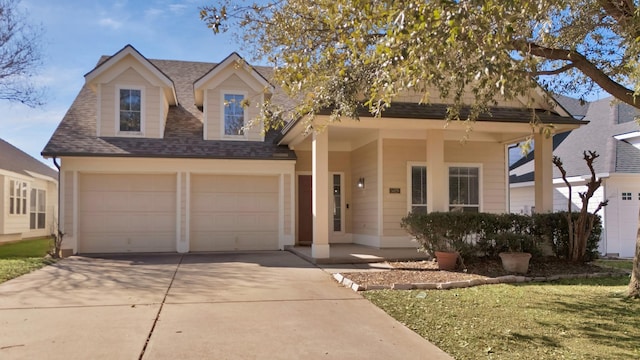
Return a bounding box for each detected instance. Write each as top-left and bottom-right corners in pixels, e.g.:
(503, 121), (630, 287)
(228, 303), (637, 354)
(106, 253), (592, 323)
(223, 93), (246, 137)
(119, 87), (143, 133)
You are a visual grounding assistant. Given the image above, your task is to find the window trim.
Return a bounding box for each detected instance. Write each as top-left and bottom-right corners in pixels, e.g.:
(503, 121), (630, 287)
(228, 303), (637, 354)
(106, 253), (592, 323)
(331, 172), (345, 233)
(220, 90), (248, 140)
(407, 162), (427, 214)
(115, 85), (145, 136)
(447, 163), (483, 212)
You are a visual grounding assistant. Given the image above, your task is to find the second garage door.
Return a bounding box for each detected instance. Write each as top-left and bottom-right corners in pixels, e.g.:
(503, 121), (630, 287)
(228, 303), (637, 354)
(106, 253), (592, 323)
(190, 175), (279, 251)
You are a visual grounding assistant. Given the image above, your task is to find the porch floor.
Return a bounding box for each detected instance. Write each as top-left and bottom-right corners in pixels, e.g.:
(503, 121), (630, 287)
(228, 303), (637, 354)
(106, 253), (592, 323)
(286, 244), (429, 264)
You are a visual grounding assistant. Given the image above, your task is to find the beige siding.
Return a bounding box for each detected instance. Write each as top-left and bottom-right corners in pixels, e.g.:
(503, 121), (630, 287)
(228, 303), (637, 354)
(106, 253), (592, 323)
(0, 175), (5, 232)
(180, 173), (187, 243)
(351, 141), (378, 236)
(382, 139), (426, 236)
(284, 174), (291, 235)
(445, 141), (506, 213)
(100, 67), (162, 138)
(63, 171), (74, 237)
(204, 71), (264, 141)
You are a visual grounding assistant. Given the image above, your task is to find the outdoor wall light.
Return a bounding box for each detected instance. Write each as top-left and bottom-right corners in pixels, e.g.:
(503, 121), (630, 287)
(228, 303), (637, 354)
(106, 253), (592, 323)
(357, 177), (365, 189)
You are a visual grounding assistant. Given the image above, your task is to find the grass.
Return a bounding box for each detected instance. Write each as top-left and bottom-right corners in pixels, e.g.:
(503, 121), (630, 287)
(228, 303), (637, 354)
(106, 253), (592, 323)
(595, 259), (634, 271)
(0, 237), (55, 284)
(364, 276), (640, 360)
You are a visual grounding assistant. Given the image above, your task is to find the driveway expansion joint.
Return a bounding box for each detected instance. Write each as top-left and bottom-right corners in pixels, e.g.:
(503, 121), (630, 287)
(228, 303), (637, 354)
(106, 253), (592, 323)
(138, 254), (184, 360)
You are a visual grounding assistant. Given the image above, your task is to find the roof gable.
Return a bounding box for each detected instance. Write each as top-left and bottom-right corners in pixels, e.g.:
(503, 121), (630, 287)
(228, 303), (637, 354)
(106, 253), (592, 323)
(85, 44), (177, 105)
(193, 52), (273, 106)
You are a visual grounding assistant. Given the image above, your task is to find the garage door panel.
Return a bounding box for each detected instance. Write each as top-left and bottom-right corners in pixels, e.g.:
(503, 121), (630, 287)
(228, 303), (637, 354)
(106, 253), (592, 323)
(79, 174), (176, 253)
(190, 175), (279, 251)
(190, 231), (278, 251)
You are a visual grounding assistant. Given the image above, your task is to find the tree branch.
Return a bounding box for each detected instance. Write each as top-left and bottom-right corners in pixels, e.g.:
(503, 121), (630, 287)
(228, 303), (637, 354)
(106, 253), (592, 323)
(528, 63), (576, 76)
(513, 40), (639, 109)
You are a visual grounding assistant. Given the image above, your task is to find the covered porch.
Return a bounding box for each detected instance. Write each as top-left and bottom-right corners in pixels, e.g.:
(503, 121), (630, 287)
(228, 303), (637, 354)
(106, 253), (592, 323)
(279, 103), (583, 260)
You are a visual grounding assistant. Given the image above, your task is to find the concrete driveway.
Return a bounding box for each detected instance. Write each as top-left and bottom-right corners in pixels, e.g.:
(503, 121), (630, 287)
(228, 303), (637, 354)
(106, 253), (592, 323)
(0, 251), (451, 359)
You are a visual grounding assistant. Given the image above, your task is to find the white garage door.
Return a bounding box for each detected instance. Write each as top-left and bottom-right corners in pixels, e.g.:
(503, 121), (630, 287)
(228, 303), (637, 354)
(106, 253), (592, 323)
(615, 189), (640, 258)
(79, 174), (176, 253)
(191, 175), (279, 251)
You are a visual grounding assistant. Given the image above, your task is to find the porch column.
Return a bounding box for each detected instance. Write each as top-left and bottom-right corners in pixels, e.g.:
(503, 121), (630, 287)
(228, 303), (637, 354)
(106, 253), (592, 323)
(312, 129), (330, 258)
(534, 132), (553, 213)
(427, 130), (447, 212)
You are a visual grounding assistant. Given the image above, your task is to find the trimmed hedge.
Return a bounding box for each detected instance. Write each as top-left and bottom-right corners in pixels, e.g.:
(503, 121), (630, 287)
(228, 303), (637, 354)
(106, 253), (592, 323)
(401, 211), (602, 262)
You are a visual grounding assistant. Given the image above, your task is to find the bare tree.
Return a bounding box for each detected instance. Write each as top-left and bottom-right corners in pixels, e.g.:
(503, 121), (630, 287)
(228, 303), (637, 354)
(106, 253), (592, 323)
(553, 151), (608, 262)
(0, 0), (43, 107)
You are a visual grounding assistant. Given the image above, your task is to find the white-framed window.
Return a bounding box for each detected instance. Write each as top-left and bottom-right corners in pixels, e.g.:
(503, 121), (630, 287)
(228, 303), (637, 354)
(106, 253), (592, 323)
(30, 188), (46, 229)
(622, 192), (632, 201)
(221, 92), (247, 137)
(332, 173), (344, 232)
(117, 86), (144, 134)
(449, 166), (481, 212)
(9, 180), (27, 215)
(407, 162), (427, 214)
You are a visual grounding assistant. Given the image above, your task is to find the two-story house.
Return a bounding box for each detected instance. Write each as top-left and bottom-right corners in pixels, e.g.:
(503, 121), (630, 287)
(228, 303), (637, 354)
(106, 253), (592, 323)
(43, 45), (583, 259)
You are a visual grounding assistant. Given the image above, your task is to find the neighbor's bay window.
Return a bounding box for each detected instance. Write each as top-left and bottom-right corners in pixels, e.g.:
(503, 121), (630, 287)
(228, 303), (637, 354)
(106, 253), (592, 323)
(9, 180), (27, 215)
(119, 88), (142, 132)
(449, 166), (480, 212)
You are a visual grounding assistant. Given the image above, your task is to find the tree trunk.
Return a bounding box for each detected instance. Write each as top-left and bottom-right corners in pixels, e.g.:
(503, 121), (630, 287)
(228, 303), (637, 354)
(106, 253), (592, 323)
(628, 209), (640, 298)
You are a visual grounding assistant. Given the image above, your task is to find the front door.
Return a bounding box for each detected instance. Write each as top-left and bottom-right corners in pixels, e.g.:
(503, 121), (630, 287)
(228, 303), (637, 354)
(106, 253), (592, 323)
(298, 175), (313, 245)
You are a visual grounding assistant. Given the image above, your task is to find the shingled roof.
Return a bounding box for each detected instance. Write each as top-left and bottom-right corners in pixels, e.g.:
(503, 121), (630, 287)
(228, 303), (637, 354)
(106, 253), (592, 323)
(510, 96), (640, 183)
(0, 138), (57, 179)
(316, 102), (579, 124)
(42, 55), (296, 160)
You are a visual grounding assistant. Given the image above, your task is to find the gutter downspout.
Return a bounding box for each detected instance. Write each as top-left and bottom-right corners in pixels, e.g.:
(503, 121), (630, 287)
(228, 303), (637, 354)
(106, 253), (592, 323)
(52, 157), (61, 245)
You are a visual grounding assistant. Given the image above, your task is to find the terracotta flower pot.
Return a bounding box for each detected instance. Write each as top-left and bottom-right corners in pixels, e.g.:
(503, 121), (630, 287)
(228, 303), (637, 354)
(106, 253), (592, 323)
(435, 251), (459, 271)
(499, 252), (532, 274)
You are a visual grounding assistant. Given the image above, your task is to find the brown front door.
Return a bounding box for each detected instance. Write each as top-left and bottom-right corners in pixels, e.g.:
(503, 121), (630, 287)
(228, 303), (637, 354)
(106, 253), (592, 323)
(298, 175), (313, 245)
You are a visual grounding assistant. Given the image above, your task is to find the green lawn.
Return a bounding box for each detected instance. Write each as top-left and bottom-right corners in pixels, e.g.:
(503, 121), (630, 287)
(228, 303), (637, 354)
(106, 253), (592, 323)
(0, 237), (55, 284)
(594, 259), (634, 271)
(364, 276), (640, 360)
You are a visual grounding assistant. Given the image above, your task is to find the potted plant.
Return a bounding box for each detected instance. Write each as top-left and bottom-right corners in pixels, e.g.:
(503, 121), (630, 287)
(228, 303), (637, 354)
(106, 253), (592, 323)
(401, 212), (475, 270)
(496, 232), (533, 274)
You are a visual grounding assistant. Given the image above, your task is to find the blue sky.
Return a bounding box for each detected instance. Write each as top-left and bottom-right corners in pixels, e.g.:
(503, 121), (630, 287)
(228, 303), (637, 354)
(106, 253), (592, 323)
(1, 0), (242, 167)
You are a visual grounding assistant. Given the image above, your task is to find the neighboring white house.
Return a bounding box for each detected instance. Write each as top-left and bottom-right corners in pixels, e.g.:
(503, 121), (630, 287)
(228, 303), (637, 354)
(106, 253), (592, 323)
(42, 45), (583, 259)
(1, 138), (58, 243)
(510, 96), (640, 258)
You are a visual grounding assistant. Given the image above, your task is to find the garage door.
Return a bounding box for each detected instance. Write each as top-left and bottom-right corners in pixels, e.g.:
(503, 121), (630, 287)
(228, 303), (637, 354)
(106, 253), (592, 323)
(191, 175), (279, 251)
(79, 174), (176, 253)
(614, 189), (640, 258)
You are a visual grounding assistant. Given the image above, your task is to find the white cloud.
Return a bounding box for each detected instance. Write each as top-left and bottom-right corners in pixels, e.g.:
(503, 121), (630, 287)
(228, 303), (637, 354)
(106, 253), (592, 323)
(169, 3), (188, 13)
(99, 18), (123, 30)
(145, 8), (164, 18)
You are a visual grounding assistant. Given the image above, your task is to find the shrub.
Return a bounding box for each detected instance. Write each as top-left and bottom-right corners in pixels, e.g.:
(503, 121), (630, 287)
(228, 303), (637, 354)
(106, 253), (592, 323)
(532, 212), (602, 261)
(401, 211), (601, 262)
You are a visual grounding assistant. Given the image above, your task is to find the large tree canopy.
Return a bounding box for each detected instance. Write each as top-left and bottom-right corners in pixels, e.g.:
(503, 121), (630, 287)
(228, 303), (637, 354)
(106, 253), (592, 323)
(202, 0), (640, 297)
(202, 0), (639, 130)
(0, 0), (43, 107)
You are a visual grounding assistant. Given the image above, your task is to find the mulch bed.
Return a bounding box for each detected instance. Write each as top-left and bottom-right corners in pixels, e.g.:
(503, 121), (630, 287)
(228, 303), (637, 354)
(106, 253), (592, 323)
(342, 258), (628, 288)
